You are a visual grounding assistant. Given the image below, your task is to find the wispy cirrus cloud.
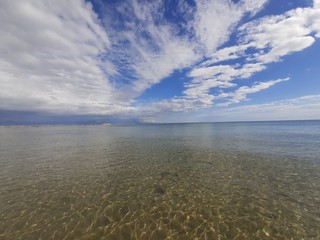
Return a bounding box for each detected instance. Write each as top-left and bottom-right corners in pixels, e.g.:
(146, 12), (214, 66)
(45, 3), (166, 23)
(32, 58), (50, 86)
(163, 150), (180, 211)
(97, 0), (198, 96)
(95, 0), (274, 102)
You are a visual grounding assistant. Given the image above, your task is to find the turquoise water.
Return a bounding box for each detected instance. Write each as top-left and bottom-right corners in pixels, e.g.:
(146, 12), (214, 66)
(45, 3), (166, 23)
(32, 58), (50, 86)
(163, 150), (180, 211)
(0, 121), (320, 239)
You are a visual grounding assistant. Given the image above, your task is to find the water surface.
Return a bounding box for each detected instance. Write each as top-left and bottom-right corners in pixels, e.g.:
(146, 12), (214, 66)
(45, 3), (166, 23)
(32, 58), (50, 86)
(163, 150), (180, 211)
(0, 121), (320, 239)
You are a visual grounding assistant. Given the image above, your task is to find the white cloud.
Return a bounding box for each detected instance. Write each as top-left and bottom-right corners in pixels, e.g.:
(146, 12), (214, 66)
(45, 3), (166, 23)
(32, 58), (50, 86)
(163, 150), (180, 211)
(192, 0), (268, 54)
(216, 78), (289, 106)
(189, 65), (236, 79)
(240, 0), (269, 16)
(129, 25), (197, 93)
(181, 62), (267, 107)
(200, 43), (253, 66)
(192, 0), (242, 54)
(0, 0), (127, 114)
(240, 5), (320, 63)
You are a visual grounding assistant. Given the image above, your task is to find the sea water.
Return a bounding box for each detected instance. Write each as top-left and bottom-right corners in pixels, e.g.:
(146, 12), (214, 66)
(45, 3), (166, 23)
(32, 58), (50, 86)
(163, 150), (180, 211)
(0, 121), (320, 239)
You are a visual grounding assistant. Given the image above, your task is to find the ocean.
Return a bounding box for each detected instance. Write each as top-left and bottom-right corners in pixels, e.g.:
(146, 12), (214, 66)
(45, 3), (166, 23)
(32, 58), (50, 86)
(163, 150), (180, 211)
(0, 121), (320, 239)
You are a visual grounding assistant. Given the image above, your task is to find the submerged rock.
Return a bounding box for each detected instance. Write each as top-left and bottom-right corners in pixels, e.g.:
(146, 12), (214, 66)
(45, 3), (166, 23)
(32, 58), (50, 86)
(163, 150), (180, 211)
(160, 171), (170, 179)
(154, 186), (166, 195)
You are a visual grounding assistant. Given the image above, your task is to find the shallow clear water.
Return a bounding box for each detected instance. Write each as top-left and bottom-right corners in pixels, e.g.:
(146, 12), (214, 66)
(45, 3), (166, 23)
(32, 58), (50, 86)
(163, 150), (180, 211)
(0, 121), (320, 239)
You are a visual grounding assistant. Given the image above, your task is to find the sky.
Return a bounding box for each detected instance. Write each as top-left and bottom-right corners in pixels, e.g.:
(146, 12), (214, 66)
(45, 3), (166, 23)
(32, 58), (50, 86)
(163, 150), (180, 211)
(0, 0), (320, 124)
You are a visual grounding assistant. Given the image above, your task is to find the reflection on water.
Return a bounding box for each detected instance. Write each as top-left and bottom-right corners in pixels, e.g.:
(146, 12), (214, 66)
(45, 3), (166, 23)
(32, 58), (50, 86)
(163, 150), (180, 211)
(0, 124), (320, 239)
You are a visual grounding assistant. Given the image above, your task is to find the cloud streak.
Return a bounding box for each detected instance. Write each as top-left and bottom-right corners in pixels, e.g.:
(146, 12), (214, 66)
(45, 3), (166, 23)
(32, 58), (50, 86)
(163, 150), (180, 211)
(209, 95), (320, 122)
(144, 95), (320, 123)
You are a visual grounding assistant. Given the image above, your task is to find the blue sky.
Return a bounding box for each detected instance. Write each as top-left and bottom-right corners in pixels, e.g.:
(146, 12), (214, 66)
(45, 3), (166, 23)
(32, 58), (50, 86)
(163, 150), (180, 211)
(0, 0), (320, 124)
